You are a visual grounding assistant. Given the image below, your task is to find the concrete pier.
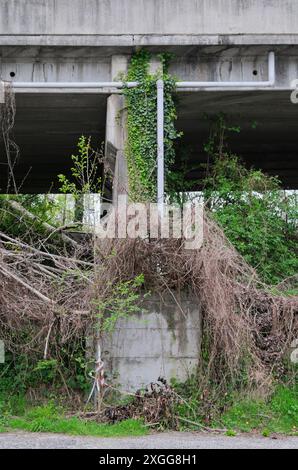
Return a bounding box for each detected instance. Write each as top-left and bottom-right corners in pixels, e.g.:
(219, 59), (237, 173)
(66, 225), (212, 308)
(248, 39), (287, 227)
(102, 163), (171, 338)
(102, 294), (201, 391)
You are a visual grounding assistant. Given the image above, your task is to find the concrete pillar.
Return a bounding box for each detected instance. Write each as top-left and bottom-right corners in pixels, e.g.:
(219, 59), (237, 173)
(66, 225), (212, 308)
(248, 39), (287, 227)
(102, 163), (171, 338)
(104, 55), (164, 205)
(149, 56), (163, 75)
(102, 293), (202, 392)
(105, 55), (129, 205)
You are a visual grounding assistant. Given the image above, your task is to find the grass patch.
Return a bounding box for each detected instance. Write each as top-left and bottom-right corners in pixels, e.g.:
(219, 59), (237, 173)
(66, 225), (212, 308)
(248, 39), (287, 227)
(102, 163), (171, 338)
(8, 415), (146, 437)
(0, 401), (147, 437)
(0, 427), (6, 433)
(217, 385), (298, 435)
(1, 384), (297, 437)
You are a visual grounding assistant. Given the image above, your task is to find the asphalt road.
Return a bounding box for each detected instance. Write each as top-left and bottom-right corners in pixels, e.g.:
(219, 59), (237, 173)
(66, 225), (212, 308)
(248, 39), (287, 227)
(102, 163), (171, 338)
(0, 431), (297, 449)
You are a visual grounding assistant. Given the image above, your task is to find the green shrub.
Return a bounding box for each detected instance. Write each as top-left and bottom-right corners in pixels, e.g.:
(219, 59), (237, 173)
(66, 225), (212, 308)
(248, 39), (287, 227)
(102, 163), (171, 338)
(203, 116), (298, 284)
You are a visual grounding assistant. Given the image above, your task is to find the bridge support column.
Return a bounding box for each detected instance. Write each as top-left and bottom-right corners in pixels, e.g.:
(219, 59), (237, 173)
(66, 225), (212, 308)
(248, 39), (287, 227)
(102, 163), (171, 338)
(105, 55), (129, 205)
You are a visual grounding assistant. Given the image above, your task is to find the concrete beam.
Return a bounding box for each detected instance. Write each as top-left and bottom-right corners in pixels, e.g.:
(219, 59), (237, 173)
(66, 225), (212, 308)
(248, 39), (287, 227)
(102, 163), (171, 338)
(2, 47), (298, 91)
(1, 1), (298, 40)
(0, 56), (111, 86)
(2, 34), (298, 48)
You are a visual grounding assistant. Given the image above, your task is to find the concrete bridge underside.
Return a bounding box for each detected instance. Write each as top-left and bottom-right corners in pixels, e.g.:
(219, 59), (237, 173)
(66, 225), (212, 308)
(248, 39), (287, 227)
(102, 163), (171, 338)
(0, 93), (107, 193)
(1, 87), (297, 192)
(1, 0), (298, 192)
(177, 90), (298, 189)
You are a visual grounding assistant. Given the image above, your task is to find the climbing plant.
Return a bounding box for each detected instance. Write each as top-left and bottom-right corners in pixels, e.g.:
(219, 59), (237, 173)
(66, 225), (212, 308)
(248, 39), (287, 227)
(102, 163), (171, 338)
(123, 50), (181, 202)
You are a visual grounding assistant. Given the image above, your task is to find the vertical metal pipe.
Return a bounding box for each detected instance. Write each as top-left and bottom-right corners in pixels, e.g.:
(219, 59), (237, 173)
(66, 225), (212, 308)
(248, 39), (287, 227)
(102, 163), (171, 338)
(268, 51), (275, 84)
(157, 79), (164, 215)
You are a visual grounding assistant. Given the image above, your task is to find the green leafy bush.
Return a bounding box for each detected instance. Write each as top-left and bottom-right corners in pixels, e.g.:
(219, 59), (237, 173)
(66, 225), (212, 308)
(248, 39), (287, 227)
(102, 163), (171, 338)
(203, 116), (298, 284)
(95, 274), (147, 333)
(0, 194), (62, 239)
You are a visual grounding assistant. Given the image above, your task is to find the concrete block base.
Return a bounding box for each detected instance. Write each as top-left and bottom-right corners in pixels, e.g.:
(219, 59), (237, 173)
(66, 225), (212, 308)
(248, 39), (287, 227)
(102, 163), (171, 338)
(102, 294), (201, 391)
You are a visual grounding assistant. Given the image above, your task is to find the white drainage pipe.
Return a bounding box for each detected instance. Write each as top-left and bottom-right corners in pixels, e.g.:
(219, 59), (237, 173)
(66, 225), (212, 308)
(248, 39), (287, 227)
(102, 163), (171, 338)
(157, 79), (165, 215)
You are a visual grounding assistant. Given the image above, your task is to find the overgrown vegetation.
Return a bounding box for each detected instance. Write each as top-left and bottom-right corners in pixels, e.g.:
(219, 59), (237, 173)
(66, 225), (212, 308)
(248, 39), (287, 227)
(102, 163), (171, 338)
(0, 194), (65, 243)
(0, 55), (297, 436)
(218, 385), (298, 435)
(0, 134), (96, 404)
(123, 50), (181, 201)
(58, 135), (104, 223)
(95, 274), (146, 333)
(203, 115), (298, 285)
(172, 370), (298, 434)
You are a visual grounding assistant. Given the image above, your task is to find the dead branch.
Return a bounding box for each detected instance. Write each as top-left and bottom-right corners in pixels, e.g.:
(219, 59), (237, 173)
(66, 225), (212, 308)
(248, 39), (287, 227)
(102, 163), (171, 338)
(4, 199), (79, 248)
(0, 262), (56, 305)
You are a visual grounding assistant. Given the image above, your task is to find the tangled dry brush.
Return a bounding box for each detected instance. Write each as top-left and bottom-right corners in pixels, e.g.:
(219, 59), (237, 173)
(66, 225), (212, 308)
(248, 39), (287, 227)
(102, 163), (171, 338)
(0, 211), (297, 394)
(0, 83), (297, 397)
(95, 214), (298, 393)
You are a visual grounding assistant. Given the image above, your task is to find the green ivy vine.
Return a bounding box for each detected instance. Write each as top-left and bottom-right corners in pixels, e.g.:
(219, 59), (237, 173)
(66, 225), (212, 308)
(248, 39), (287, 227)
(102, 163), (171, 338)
(123, 50), (181, 202)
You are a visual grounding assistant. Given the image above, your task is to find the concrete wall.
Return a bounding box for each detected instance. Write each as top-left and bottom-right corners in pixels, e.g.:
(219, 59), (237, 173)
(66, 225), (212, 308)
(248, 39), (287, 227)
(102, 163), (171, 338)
(0, 56), (111, 83)
(0, 1), (298, 46)
(102, 294), (201, 391)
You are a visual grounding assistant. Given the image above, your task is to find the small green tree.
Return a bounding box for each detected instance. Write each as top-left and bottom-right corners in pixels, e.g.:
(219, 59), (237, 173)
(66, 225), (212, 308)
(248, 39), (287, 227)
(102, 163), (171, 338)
(95, 274), (146, 334)
(58, 136), (104, 223)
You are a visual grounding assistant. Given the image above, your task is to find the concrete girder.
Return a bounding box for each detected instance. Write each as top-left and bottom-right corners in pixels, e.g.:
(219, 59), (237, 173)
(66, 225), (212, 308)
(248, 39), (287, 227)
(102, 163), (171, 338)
(1, 1), (298, 44)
